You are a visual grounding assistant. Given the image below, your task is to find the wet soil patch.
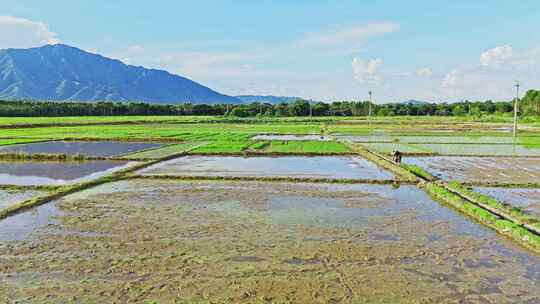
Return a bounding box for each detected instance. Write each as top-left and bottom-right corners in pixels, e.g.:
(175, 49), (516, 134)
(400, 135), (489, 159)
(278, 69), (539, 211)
(1, 179), (539, 302)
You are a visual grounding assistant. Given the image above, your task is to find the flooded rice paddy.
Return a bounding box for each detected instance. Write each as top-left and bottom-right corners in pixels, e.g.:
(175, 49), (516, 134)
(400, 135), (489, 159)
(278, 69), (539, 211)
(0, 179), (539, 303)
(338, 135), (530, 144)
(139, 156), (395, 180)
(0, 141), (162, 157)
(404, 156), (540, 184)
(0, 189), (48, 210)
(474, 187), (540, 218)
(359, 142), (540, 156)
(0, 160), (137, 185)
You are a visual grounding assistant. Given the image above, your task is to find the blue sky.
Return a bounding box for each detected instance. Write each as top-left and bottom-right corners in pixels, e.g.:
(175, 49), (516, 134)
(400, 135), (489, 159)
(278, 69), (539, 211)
(2, 0), (539, 102)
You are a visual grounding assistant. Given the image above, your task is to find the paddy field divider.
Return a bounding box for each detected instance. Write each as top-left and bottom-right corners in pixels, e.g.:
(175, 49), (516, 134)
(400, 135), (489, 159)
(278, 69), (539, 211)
(340, 141), (540, 253)
(0, 143), (202, 220)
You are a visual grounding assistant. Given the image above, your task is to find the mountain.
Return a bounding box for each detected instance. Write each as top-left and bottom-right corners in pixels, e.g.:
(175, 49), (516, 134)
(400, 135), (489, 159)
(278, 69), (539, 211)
(400, 99), (430, 105)
(0, 44), (240, 104)
(235, 95), (303, 104)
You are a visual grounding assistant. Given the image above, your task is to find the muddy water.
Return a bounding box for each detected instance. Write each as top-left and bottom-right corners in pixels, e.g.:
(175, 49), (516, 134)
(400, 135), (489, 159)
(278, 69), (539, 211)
(474, 187), (540, 218)
(139, 156), (394, 180)
(0, 202), (61, 241)
(0, 190), (47, 210)
(0, 141), (162, 157)
(404, 156), (540, 184)
(0, 160), (137, 186)
(252, 134), (330, 141)
(1, 179), (539, 303)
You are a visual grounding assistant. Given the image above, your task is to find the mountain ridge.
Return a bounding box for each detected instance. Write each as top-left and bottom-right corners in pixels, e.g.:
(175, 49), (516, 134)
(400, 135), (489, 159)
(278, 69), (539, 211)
(0, 44), (240, 104)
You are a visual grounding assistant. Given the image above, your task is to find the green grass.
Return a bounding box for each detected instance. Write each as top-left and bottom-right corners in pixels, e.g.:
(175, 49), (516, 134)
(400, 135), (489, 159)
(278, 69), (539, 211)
(424, 183), (540, 251)
(401, 164), (434, 180)
(0, 123), (321, 140)
(446, 181), (539, 224)
(189, 140), (254, 154)
(265, 141), (350, 154)
(0, 138), (51, 146)
(0, 115), (220, 126)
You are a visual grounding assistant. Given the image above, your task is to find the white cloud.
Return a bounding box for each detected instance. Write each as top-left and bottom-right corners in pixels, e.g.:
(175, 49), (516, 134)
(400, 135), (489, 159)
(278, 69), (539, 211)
(296, 22), (399, 49)
(440, 46), (540, 100)
(416, 67), (433, 77)
(352, 58), (383, 84)
(480, 45), (513, 66)
(0, 16), (60, 49)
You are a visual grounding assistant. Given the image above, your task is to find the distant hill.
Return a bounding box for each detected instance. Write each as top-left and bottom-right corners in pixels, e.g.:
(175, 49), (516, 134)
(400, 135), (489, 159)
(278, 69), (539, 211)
(0, 44), (240, 104)
(400, 99), (430, 105)
(235, 95), (303, 104)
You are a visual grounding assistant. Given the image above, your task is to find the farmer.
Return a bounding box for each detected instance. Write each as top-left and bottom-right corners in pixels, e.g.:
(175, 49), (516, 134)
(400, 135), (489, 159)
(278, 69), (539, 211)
(392, 150), (402, 164)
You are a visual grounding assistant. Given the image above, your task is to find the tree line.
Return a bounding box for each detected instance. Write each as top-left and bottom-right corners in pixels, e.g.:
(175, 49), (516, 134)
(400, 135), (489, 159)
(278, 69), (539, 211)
(0, 89), (539, 117)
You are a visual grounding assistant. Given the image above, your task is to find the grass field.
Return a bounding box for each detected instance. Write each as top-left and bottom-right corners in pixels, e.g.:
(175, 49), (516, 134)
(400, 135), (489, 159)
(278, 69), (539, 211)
(0, 138), (50, 146)
(263, 140), (350, 154)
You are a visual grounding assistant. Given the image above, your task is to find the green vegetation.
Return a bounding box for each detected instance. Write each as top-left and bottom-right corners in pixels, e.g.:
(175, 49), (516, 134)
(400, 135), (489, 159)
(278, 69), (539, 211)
(189, 141), (255, 154)
(263, 140), (350, 154)
(425, 183), (540, 252)
(0, 98), (522, 118)
(0, 138), (50, 146)
(401, 164), (434, 180)
(0, 123), (320, 140)
(446, 181), (539, 225)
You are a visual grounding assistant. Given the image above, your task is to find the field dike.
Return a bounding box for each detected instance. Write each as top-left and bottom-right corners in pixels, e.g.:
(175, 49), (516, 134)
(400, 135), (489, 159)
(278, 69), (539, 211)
(341, 140), (540, 253)
(0, 146), (198, 220)
(0, 152), (109, 161)
(341, 142), (419, 182)
(424, 183), (540, 253)
(132, 174), (406, 185)
(0, 184), (64, 192)
(400, 160), (540, 251)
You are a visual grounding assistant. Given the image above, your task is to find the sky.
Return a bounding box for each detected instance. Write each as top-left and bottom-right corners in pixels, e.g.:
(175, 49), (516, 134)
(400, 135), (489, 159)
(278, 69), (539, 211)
(1, 0), (539, 103)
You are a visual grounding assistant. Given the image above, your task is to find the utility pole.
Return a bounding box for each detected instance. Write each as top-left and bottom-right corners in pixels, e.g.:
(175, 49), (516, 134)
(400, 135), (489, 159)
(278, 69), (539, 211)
(513, 80), (520, 137)
(309, 99), (313, 123)
(368, 91), (373, 127)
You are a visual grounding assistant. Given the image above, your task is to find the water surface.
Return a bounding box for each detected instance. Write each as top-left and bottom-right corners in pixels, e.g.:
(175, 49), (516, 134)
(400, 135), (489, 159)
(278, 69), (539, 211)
(2, 180), (538, 302)
(139, 156), (394, 180)
(0, 160), (137, 185)
(474, 187), (540, 218)
(404, 156), (540, 184)
(0, 189), (47, 210)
